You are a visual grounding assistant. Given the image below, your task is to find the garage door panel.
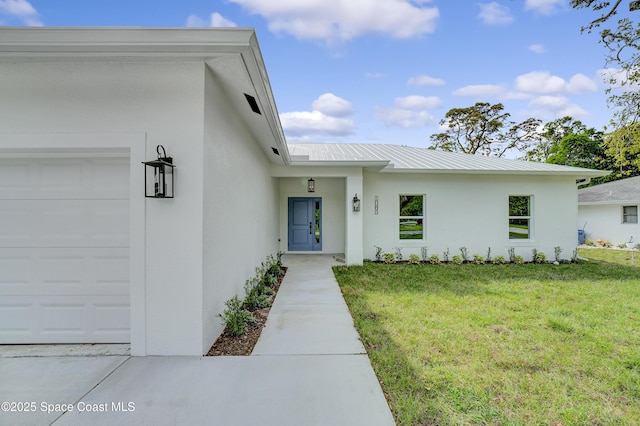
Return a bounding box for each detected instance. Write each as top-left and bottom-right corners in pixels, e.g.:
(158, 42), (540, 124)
(0, 295), (129, 343)
(0, 248), (129, 294)
(0, 157), (129, 200)
(0, 200), (128, 248)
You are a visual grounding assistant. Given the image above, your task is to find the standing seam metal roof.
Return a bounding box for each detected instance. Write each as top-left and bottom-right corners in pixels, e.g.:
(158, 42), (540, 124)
(287, 143), (609, 176)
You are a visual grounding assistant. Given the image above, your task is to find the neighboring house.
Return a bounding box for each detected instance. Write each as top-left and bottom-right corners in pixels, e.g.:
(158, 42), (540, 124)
(578, 176), (640, 246)
(0, 28), (607, 356)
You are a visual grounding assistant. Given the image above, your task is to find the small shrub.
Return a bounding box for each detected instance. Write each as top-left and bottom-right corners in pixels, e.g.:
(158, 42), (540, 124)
(428, 254), (441, 265)
(618, 243), (628, 249)
(554, 246), (563, 263)
(220, 296), (255, 337)
(374, 245), (383, 262)
(451, 255), (463, 265)
(585, 239), (595, 247)
(493, 255), (507, 264)
(394, 247), (403, 261)
(507, 247), (516, 263)
(534, 251), (547, 264)
(514, 255), (525, 264)
(571, 249), (579, 263)
(472, 254), (485, 264)
(421, 246), (428, 262)
(383, 253), (396, 264)
(243, 279), (271, 311)
(442, 248), (450, 263)
(486, 247), (492, 263)
(408, 253), (421, 265)
(602, 240), (612, 248)
(459, 247), (469, 262)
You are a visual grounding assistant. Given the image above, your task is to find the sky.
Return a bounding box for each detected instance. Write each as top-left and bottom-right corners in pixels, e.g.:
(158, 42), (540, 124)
(0, 0), (633, 151)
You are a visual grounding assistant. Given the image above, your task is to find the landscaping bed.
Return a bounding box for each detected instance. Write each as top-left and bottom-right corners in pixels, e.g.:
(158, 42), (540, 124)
(207, 263), (286, 356)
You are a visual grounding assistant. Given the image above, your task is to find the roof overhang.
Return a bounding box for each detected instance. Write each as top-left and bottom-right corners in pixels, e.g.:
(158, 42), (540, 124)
(0, 27), (290, 165)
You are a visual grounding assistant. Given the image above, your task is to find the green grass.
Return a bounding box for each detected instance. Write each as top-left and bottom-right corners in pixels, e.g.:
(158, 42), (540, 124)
(334, 259), (640, 425)
(579, 247), (640, 268)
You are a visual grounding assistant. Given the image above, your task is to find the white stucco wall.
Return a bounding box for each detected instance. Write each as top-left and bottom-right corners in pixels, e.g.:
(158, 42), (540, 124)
(363, 172), (580, 262)
(578, 204), (639, 246)
(0, 60), (211, 355)
(278, 177), (346, 254)
(202, 67), (279, 354)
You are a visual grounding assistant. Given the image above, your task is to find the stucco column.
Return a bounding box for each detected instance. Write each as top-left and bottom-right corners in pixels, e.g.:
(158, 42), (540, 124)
(345, 173), (364, 265)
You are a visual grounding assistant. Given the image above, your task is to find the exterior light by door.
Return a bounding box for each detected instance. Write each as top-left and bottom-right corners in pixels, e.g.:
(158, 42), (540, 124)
(307, 178), (315, 192)
(142, 145), (175, 198)
(353, 193), (361, 212)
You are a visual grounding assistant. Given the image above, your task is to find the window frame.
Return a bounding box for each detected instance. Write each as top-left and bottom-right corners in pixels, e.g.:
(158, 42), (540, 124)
(508, 195), (533, 240)
(398, 194), (425, 241)
(622, 205), (638, 224)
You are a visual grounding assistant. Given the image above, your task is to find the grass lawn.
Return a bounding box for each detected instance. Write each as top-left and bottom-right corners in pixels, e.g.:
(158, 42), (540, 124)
(334, 256), (640, 425)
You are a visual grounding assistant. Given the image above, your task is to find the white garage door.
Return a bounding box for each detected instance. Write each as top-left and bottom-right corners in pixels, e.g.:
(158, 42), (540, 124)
(0, 155), (130, 343)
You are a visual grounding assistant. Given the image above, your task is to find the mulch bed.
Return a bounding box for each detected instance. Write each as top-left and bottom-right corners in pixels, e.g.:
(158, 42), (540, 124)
(206, 267), (286, 356)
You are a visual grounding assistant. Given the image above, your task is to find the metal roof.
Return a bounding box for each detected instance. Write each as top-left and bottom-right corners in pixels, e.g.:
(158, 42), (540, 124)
(578, 175), (640, 204)
(287, 143), (609, 177)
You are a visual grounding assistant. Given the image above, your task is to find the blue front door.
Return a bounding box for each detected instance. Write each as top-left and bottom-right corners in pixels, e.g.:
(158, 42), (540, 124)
(288, 197), (322, 251)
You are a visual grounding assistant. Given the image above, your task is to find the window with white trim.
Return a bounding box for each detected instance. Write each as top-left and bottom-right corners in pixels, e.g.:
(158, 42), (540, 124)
(623, 205), (638, 224)
(399, 195), (424, 240)
(509, 195), (531, 239)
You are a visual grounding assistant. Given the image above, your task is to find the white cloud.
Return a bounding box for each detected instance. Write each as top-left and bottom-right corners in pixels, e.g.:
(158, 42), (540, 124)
(453, 84), (508, 98)
(598, 67), (640, 91)
(478, 2), (514, 25)
(394, 95), (442, 110)
(524, 0), (565, 15)
(228, 0), (439, 43)
(312, 93), (353, 117)
(528, 95), (588, 119)
(280, 93), (355, 138)
(0, 0), (41, 26)
(529, 44), (545, 54)
(407, 74), (446, 86)
(515, 71), (597, 95)
(186, 12), (237, 27)
(374, 95), (441, 128)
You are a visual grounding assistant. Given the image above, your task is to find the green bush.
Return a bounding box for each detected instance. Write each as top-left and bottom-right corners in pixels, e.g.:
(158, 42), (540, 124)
(383, 253), (396, 264)
(451, 255), (463, 265)
(220, 296), (255, 336)
(408, 253), (421, 265)
(472, 254), (485, 264)
(429, 254), (441, 265)
(514, 255), (525, 264)
(493, 255), (507, 264)
(534, 251), (547, 264)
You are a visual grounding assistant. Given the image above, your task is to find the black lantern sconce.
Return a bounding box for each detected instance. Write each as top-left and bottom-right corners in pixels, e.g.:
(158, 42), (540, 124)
(142, 145), (175, 198)
(352, 193), (361, 212)
(307, 178), (315, 193)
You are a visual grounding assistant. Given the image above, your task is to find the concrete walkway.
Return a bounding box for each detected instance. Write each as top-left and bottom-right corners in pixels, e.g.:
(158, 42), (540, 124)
(0, 255), (395, 426)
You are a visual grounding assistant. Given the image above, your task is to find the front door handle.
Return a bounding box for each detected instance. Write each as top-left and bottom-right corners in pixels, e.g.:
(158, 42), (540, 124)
(309, 222), (312, 234)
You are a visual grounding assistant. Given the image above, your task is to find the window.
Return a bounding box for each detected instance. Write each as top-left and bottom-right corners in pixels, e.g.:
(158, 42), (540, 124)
(623, 205), (638, 224)
(509, 195), (531, 239)
(399, 195), (424, 240)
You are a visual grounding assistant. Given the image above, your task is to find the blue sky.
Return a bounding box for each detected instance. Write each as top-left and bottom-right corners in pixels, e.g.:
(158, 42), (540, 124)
(0, 0), (629, 150)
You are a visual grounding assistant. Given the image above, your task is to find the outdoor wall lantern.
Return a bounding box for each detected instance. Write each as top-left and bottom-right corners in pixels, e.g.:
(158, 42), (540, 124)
(142, 145), (175, 198)
(353, 193), (361, 212)
(307, 178), (315, 192)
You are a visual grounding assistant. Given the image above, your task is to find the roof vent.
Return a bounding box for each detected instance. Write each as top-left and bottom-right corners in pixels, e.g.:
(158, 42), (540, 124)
(271, 147), (280, 156)
(244, 93), (261, 115)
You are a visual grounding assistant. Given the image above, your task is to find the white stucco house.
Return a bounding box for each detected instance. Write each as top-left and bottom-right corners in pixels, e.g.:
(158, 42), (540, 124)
(578, 176), (640, 246)
(0, 27), (607, 356)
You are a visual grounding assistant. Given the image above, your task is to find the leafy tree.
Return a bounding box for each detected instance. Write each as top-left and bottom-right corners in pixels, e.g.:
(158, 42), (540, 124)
(571, 1), (640, 126)
(547, 131), (606, 169)
(429, 102), (541, 157)
(602, 122), (640, 177)
(523, 117), (589, 162)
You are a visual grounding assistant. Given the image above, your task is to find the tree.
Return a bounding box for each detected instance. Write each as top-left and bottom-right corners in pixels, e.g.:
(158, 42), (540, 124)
(571, 1), (640, 127)
(429, 102), (541, 157)
(602, 122), (640, 177)
(547, 131), (606, 169)
(523, 117), (589, 162)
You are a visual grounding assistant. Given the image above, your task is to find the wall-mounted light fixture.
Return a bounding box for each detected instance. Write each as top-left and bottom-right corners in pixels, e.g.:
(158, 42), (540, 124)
(142, 145), (175, 198)
(353, 193), (361, 212)
(307, 178), (315, 193)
